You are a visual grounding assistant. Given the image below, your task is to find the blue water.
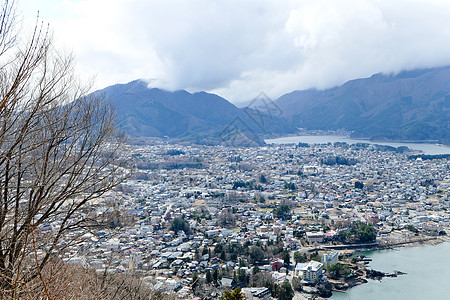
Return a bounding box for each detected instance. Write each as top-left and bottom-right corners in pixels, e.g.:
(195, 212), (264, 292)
(331, 243), (450, 300)
(265, 135), (450, 155)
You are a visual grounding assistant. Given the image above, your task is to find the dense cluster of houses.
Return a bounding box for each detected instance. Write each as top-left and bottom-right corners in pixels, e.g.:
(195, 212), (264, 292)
(48, 140), (449, 298)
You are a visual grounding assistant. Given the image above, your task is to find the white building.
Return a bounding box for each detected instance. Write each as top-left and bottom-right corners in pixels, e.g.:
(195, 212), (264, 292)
(105, 238), (120, 250)
(321, 251), (339, 269)
(296, 261), (323, 283)
(242, 287), (271, 300)
(306, 231), (324, 243)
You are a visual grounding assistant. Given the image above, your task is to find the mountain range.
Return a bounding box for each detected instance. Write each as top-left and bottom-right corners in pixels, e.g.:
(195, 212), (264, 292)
(276, 66), (450, 144)
(93, 66), (450, 146)
(93, 80), (294, 145)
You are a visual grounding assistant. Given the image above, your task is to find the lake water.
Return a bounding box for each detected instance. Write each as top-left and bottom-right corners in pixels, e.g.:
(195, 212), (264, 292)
(331, 243), (450, 300)
(265, 135), (450, 155)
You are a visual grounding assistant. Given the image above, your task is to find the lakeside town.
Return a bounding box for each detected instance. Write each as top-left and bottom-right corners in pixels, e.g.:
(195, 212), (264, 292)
(54, 139), (450, 299)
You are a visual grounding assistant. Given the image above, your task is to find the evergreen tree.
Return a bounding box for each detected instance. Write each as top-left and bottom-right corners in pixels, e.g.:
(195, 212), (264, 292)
(220, 287), (245, 300)
(278, 281), (295, 300)
(259, 174), (267, 183)
(213, 269), (219, 283)
(170, 217), (192, 235)
(283, 250), (291, 267)
(206, 270), (212, 283)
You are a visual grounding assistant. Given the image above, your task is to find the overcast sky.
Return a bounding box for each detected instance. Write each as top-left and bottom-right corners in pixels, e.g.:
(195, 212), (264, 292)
(18, 0), (450, 103)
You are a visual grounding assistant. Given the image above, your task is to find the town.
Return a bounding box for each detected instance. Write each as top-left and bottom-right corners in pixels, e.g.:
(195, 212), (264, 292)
(56, 140), (450, 299)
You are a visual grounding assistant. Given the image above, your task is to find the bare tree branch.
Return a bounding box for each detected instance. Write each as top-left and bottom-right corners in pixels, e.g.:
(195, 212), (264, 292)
(0, 1), (128, 296)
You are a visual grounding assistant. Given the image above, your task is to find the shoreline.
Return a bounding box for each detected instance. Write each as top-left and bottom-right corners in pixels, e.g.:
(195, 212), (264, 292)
(264, 134), (450, 148)
(327, 236), (448, 296)
(323, 241), (450, 300)
(291, 236), (448, 299)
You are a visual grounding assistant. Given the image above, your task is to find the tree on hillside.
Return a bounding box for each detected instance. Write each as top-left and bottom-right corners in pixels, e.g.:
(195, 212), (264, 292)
(354, 181), (364, 189)
(294, 251), (307, 263)
(170, 217), (192, 235)
(249, 245), (265, 263)
(327, 263), (350, 279)
(220, 287), (245, 300)
(259, 174), (267, 183)
(273, 203), (291, 220)
(283, 250), (290, 267)
(218, 207), (236, 227)
(0, 1), (126, 295)
(291, 276), (303, 292)
(339, 221), (376, 244)
(284, 181), (296, 190)
(278, 281), (294, 300)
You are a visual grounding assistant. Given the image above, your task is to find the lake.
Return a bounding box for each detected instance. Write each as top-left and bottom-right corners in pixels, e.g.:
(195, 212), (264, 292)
(331, 242), (450, 300)
(265, 135), (450, 155)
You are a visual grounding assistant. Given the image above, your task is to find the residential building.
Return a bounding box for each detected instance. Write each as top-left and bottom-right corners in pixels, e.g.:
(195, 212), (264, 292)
(306, 231), (324, 243)
(296, 261), (323, 283)
(242, 287), (271, 300)
(321, 251), (339, 269)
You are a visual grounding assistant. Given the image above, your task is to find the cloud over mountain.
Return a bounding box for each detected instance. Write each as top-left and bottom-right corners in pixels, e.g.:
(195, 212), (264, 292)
(22, 0), (450, 102)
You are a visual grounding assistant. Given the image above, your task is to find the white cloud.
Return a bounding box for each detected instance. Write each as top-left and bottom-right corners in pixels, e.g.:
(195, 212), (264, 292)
(18, 0), (450, 102)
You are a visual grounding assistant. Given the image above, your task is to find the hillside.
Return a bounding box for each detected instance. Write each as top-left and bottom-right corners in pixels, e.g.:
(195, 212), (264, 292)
(93, 80), (294, 145)
(276, 66), (450, 144)
(94, 66), (450, 146)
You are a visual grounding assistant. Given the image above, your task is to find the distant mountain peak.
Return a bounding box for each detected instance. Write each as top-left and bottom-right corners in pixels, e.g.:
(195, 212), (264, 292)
(276, 65), (450, 145)
(92, 80), (294, 145)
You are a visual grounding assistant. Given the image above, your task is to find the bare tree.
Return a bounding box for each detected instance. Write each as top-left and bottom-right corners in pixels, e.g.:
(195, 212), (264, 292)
(17, 256), (175, 300)
(0, 0), (127, 295)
